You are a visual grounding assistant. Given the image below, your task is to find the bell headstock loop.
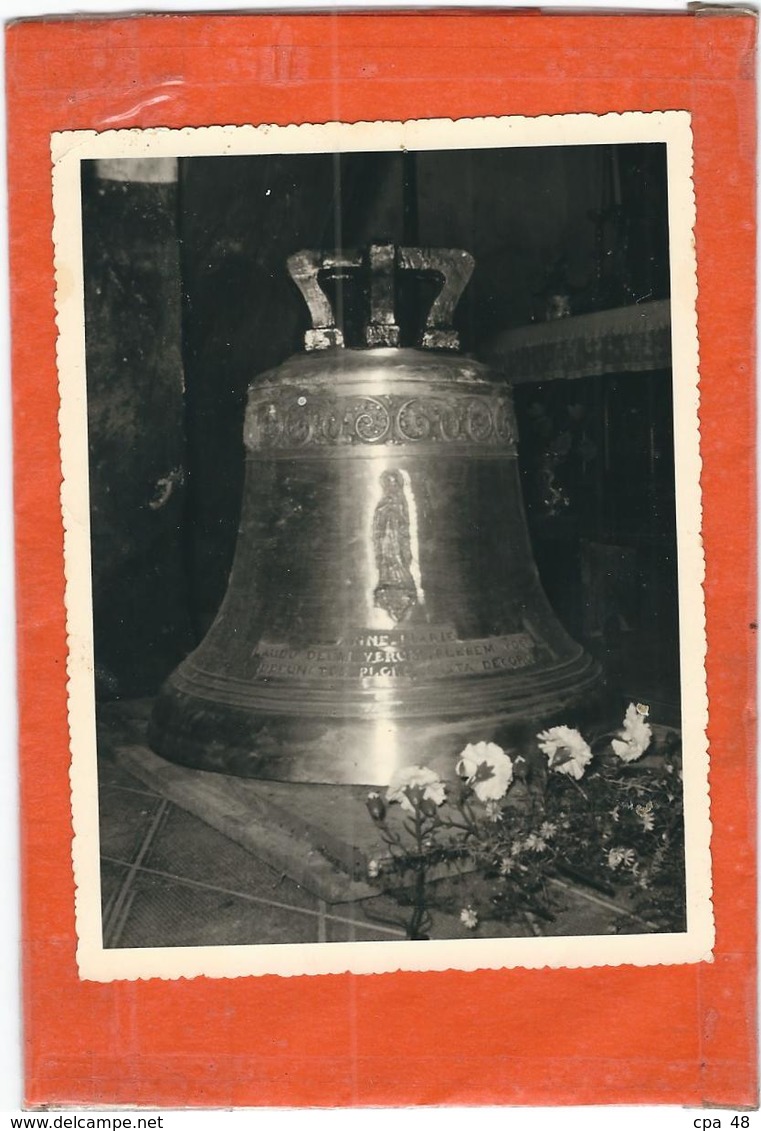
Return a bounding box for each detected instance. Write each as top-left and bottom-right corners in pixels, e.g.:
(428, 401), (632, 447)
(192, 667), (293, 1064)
(286, 245), (474, 352)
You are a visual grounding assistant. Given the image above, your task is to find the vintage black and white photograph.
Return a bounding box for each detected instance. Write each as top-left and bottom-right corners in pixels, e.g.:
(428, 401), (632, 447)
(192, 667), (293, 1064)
(53, 115), (712, 980)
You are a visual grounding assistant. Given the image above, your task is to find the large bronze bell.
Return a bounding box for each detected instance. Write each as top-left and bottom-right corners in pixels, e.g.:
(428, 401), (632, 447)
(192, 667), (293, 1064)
(149, 246), (602, 784)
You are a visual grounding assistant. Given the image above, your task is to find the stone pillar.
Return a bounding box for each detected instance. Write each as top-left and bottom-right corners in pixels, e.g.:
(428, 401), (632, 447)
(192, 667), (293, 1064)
(83, 156), (194, 698)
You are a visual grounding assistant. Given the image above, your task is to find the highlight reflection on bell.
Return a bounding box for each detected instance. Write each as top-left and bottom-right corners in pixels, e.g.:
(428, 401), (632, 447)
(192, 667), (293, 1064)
(149, 245), (603, 784)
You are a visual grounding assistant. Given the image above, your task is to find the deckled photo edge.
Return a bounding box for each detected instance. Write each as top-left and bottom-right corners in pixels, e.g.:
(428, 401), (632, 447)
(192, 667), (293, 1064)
(50, 112), (712, 983)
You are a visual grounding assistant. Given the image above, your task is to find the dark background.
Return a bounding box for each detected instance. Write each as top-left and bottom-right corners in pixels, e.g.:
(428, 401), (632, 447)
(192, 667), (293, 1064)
(82, 143), (678, 718)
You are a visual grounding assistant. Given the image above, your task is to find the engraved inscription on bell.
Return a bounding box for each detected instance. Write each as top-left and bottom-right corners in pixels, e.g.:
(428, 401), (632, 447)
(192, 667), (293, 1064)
(253, 626), (537, 684)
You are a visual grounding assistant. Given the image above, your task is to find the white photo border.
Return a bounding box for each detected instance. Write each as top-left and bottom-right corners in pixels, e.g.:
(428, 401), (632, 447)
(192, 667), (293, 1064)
(51, 112), (712, 982)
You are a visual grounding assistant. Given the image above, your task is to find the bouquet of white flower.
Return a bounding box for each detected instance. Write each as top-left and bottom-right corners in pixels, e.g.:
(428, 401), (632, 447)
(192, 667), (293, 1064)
(365, 704), (684, 940)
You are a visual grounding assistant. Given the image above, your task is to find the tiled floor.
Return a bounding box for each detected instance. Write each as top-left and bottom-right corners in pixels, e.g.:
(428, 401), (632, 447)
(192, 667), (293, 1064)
(96, 702), (660, 948)
(98, 755), (414, 948)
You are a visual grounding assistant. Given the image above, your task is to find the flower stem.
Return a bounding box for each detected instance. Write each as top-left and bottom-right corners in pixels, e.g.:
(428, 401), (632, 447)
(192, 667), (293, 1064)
(405, 803), (429, 940)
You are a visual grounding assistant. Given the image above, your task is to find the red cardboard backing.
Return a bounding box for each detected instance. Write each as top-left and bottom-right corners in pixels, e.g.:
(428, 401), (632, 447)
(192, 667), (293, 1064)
(6, 11), (757, 1108)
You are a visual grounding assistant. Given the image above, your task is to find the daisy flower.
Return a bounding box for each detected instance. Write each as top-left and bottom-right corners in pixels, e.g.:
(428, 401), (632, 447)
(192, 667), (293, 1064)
(459, 907), (478, 930)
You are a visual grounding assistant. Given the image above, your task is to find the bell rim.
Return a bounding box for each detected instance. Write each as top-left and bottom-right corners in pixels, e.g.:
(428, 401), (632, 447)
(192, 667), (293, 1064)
(148, 664), (608, 786)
